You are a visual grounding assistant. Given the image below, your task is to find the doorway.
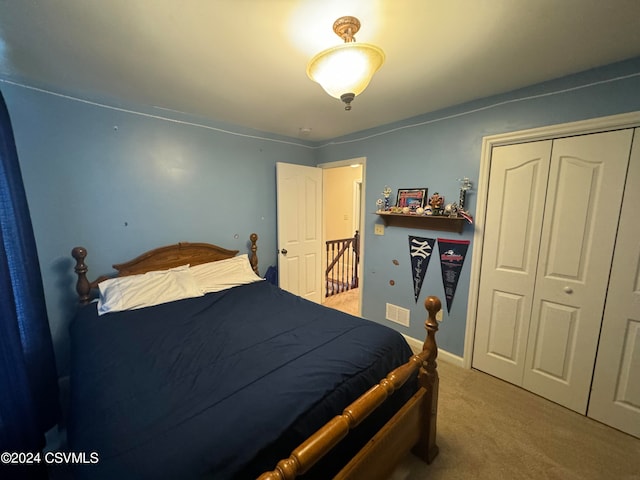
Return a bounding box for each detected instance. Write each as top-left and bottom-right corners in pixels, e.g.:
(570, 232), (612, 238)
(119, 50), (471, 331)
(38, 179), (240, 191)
(471, 130), (631, 412)
(466, 111), (640, 366)
(320, 158), (366, 317)
(464, 111), (640, 437)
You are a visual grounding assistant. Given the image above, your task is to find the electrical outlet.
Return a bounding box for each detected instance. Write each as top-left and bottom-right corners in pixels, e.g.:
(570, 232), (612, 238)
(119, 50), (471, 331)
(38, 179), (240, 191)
(374, 224), (384, 235)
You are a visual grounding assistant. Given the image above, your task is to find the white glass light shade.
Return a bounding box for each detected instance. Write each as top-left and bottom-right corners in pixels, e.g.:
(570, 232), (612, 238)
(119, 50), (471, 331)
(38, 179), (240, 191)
(306, 43), (385, 99)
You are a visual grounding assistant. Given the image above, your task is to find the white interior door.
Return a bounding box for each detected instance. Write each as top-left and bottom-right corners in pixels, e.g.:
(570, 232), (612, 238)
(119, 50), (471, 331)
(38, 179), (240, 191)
(588, 129), (640, 437)
(472, 140), (552, 384)
(522, 129), (632, 413)
(276, 162), (322, 303)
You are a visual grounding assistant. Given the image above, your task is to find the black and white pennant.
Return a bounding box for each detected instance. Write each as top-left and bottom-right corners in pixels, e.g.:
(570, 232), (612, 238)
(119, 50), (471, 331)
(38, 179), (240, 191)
(408, 236), (435, 303)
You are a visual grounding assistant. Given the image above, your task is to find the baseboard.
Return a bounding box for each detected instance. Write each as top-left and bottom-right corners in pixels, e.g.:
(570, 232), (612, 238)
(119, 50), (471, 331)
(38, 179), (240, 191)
(436, 348), (465, 368)
(401, 334), (424, 355)
(402, 334), (465, 368)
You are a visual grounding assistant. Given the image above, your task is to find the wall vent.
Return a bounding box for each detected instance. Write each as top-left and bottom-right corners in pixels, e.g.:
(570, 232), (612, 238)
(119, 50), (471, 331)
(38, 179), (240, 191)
(386, 303), (410, 327)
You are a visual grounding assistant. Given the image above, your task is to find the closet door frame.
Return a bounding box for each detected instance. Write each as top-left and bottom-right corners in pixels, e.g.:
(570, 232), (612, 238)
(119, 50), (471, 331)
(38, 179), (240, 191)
(464, 111), (640, 368)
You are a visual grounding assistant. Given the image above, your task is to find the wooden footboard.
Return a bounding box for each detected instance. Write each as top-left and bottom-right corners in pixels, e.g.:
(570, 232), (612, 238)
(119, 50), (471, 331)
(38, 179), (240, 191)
(258, 296), (441, 480)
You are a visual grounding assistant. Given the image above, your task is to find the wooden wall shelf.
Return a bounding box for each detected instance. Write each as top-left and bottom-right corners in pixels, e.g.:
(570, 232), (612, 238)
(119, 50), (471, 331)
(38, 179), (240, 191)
(375, 212), (466, 233)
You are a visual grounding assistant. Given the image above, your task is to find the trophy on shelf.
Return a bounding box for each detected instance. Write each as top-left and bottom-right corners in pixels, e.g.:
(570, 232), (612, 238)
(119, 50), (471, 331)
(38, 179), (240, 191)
(382, 186), (392, 211)
(458, 177), (472, 210)
(457, 177), (474, 224)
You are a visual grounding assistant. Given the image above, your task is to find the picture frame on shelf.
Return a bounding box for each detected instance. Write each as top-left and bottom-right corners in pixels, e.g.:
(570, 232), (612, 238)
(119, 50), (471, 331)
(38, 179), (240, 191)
(396, 188), (428, 213)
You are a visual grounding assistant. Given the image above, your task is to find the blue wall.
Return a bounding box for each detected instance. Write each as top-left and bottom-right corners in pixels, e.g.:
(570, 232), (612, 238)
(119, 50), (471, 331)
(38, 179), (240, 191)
(1, 83), (316, 375)
(316, 57), (640, 357)
(2, 57), (640, 376)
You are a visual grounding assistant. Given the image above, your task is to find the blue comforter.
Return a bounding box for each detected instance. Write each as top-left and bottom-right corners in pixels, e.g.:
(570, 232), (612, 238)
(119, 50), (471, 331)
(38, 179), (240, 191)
(69, 281), (414, 479)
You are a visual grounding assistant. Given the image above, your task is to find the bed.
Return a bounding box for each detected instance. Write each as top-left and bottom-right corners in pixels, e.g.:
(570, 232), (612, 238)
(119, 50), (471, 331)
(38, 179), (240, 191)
(68, 233), (440, 479)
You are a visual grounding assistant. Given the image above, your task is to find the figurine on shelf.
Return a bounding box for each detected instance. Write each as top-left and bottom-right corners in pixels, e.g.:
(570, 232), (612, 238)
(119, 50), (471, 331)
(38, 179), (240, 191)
(429, 192), (444, 215)
(445, 202), (459, 217)
(382, 186), (392, 211)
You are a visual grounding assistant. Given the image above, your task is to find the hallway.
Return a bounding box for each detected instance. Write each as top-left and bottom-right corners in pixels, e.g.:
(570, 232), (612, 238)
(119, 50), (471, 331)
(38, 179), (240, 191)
(322, 288), (359, 317)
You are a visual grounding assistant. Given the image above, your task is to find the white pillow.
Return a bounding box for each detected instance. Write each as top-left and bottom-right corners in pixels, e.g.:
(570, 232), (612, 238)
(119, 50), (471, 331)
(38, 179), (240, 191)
(97, 265), (204, 315)
(189, 254), (263, 293)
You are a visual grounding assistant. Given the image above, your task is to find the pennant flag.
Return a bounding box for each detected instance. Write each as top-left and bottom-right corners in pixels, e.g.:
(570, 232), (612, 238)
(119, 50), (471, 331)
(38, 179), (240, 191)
(437, 238), (470, 313)
(409, 236), (435, 303)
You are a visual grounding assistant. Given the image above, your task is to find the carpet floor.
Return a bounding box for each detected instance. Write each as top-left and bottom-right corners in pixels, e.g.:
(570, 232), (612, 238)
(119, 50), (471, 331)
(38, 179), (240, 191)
(391, 360), (640, 480)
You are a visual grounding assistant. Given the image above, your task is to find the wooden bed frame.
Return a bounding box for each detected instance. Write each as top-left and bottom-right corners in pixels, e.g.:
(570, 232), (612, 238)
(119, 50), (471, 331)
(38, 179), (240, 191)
(71, 233), (440, 479)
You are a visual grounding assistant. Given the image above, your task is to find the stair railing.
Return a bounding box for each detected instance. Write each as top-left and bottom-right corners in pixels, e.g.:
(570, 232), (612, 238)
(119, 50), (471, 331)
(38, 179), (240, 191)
(325, 231), (360, 297)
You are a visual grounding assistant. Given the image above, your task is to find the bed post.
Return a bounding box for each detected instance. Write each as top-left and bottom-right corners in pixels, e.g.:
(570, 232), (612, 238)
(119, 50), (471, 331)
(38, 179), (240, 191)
(413, 295), (440, 463)
(71, 247), (92, 305)
(249, 233), (259, 275)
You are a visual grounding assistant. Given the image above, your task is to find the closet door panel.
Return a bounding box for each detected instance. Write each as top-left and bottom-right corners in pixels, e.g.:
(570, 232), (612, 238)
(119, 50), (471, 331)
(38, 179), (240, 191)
(523, 129), (633, 413)
(530, 301), (577, 380)
(472, 141), (551, 384)
(544, 158), (601, 279)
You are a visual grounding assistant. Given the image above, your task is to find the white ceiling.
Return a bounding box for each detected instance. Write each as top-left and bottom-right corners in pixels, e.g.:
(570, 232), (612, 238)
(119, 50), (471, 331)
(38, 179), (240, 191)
(1, 0), (639, 141)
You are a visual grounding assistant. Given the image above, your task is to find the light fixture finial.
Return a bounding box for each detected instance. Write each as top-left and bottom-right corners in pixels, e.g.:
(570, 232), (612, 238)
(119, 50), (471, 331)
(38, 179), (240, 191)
(333, 16), (360, 42)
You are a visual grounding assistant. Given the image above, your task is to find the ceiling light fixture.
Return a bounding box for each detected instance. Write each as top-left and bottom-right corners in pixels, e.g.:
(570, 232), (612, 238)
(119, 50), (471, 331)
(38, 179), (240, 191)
(306, 16), (385, 111)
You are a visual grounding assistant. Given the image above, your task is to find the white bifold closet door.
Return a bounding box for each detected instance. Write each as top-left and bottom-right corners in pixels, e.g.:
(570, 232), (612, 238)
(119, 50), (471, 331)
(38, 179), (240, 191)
(472, 140), (552, 386)
(588, 131), (640, 438)
(473, 129), (633, 414)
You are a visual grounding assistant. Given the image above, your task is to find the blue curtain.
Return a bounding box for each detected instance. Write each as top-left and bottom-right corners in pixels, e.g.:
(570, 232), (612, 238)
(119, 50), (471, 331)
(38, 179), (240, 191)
(0, 90), (60, 464)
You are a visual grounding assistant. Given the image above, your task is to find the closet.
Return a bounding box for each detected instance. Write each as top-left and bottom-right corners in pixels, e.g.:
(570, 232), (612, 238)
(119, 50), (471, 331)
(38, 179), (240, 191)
(472, 124), (640, 437)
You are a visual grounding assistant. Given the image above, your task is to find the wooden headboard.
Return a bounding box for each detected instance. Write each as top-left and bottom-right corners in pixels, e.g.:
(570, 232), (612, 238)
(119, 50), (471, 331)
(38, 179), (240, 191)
(72, 233), (259, 304)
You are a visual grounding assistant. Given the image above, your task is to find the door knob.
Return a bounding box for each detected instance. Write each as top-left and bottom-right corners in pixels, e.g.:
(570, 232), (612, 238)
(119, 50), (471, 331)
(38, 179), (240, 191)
(563, 286), (573, 294)
(280, 249), (288, 255)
